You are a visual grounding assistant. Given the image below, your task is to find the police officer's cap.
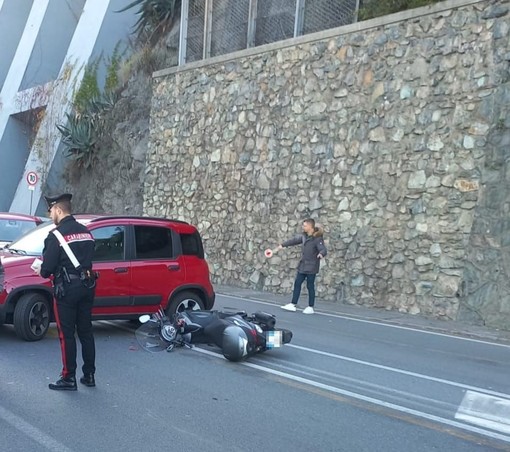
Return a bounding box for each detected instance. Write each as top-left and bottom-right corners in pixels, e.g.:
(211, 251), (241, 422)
(44, 193), (72, 211)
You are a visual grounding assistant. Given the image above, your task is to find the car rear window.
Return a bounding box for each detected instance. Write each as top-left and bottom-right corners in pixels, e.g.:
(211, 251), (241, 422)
(180, 231), (204, 258)
(134, 226), (173, 259)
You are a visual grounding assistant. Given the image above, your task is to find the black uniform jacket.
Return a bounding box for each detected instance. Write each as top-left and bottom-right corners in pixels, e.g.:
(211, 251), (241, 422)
(40, 215), (95, 279)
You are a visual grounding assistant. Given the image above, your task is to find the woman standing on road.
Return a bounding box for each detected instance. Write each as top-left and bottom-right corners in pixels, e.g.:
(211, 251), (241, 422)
(277, 218), (327, 315)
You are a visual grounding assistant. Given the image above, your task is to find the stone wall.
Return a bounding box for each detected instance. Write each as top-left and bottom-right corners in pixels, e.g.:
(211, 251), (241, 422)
(145, 0), (510, 328)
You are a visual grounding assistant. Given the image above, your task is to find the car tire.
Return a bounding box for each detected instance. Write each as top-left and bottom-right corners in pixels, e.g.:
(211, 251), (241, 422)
(14, 293), (51, 341)
(167, 291), (204, 316)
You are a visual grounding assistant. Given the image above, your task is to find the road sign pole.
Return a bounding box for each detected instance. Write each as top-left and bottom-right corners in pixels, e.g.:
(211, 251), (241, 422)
(26, 171), (38, 215)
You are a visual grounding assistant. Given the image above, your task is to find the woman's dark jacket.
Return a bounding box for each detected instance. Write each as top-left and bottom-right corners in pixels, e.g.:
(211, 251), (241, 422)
(282, 227), (327, 274)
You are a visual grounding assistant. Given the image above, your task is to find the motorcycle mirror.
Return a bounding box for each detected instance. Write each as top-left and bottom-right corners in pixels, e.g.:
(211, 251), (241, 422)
(139, 314), (151, 324)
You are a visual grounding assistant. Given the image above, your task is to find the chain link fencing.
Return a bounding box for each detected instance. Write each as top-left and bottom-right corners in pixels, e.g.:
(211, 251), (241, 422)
(303, 0), (359, 35)
(186, 0), (206, 63)
(182, 0), (361, 64)
(211, 0), (250, 58)
(255, 0), (296, 47)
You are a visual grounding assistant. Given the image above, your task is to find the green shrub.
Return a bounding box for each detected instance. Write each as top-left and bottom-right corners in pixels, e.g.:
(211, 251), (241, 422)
(105, 44), (123, 93)
(359, 0), (442, 20)
(73, 60), (100, 115)
(57, 55), (121, 169)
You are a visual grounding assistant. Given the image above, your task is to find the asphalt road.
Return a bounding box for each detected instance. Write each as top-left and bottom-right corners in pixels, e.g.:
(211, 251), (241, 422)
(1, 291), (509, 451)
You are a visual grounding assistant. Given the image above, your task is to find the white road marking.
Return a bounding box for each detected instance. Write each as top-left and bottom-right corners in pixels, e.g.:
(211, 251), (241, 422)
(193, 347), (510, 444)
(0, 405), (73, 452)
(104, 316), (510, 442)
(218, 293), (510, 348)
(288, 344), (510, 399)
(102, 316), (509, 399)
(96, 320), (135, 333)
(456, 391), (510, 435)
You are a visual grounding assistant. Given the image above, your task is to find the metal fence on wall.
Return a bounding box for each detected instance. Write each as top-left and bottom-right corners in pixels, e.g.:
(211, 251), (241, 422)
(302, 0), (359, 35)
(179, 0), (360, 65)
(183, 0), (206, 63)
(211, 0), (250, 57)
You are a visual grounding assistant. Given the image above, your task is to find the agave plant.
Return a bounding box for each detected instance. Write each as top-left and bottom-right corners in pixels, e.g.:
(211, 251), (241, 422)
(57, 112), (98, 169)
(85, 91), (119, 115)
(57, 53), (122, 170)
(117, 0), (180, 44)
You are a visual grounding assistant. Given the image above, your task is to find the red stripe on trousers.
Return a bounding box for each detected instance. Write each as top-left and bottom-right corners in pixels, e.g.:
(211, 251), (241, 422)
(52, 297), (69, 378)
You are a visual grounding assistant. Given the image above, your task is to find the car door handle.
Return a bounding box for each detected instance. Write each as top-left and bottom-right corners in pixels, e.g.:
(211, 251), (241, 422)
(114, 267), (128, 273)
(167, 263), (180, 271)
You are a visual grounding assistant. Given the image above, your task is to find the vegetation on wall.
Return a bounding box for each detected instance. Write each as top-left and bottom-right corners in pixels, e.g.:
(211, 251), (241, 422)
(114, 0), (181, 82)
(57, 51), (123, 169)
(73, 60), (100, 114)
(117, 0), (181, 45)
(359, 0), (442, 20)
(118, 44), (169, 79)
(57, 1), (181, 173)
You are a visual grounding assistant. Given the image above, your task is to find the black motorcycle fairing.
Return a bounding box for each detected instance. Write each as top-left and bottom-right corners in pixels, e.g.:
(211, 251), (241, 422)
(222, 325), (252, 362)
(135, 309), (292, 359)
(251, 311), (276, 329)
(199, 315), (257, 348)
(179, 310), (220, 327)
(177, 311), (254, 343)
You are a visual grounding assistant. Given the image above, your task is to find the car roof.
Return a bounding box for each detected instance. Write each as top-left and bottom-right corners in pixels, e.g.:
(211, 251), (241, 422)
(0, 212), (42, 222)
(82, 214), (197, 234)
(74, 214), (102, 221)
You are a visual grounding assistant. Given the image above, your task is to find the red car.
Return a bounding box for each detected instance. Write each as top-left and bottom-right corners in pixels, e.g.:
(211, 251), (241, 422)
(0, 215), (215, 341)
(0, 212), (43, 248)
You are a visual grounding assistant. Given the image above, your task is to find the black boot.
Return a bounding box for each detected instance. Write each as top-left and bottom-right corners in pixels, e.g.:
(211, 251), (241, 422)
(49, 376), (77, 391)
(80, 374), (95, 387)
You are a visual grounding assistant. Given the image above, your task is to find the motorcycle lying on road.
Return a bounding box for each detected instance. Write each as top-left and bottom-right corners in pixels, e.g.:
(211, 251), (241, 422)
(135, 308), (293, 362)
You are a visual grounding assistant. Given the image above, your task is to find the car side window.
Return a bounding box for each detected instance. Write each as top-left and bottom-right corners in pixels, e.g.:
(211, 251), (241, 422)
(91, 226), (125, 262)
(180, 231), (204, 258)
(134, 226), (173, 259)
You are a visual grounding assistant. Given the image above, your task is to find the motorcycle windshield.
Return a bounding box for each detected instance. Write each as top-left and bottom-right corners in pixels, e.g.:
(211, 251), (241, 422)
(135, 319), (168, 352)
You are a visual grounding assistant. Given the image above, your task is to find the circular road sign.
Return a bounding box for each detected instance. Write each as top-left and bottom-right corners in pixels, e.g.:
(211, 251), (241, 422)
(26, 171), (38, 186)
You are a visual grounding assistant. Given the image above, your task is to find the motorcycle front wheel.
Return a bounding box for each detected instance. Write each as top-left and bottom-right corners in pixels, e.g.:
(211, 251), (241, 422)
(135, 320), (168, 352)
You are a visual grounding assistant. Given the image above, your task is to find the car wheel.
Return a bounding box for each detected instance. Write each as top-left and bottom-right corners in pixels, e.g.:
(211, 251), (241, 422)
(14, 293), (51, 341)
(167, 291), (204, 315)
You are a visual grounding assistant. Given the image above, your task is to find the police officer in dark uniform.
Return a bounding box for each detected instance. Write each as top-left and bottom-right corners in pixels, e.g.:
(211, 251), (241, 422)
(36, 193), (97, 391)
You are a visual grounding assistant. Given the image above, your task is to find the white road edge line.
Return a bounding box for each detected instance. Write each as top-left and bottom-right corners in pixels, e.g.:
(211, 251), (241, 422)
(0, 405), (73, 452)
(100, 320), (509, 400)
(104, 320), (510, 441)
(218, 293), (510, 349)
(288, 344), (510, 399)
(96, 320), (134, 333)
(193, 347), (510, 444)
